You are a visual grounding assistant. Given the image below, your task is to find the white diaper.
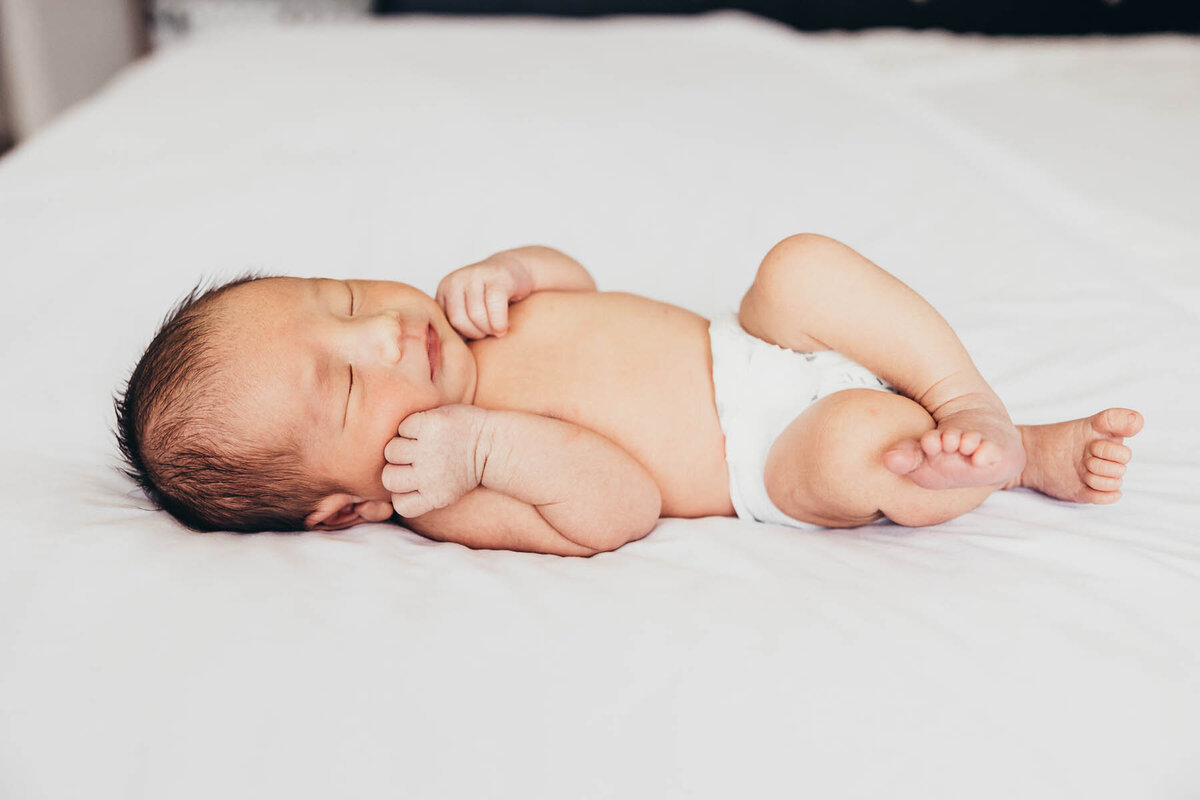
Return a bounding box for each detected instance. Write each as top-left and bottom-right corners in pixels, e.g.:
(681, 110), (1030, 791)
(708, 312), (898, 529)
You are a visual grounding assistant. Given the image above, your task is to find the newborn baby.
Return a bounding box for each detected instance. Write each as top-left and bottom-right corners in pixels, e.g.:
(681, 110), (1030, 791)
(115, 235), (1144, 556)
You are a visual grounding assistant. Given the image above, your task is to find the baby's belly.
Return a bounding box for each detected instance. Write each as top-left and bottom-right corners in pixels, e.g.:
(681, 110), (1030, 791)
(469, 292), (735, 518)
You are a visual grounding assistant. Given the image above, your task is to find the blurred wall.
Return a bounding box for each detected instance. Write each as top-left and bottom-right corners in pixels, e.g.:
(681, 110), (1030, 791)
(0, 15), (10, 151)
(378, 0), (1200, 33)
(0, 0), (143, 142)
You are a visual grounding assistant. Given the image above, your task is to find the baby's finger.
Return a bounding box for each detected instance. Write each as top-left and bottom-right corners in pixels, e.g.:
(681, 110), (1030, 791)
(445, 288), (486, 340)
(382, 463), (418, 494)
(465, 283), (493, 336)
(485, 284), (509, 336)
(436, 270), (467, 306)
(384, 437), (417, 464)
(391, 491), (433, 519)
(396, 412), (426, 440)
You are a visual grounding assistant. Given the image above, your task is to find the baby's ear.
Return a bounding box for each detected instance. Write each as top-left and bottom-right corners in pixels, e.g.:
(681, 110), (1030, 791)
(306, 494), (393, 531)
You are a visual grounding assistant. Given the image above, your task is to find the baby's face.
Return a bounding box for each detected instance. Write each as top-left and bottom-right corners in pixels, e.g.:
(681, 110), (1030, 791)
(214, 277), (476, 514)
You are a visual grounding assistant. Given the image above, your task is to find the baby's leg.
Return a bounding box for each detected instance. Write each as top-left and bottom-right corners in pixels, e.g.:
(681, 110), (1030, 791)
(764, 390), (1145, 526)
(740, 233), (1024, 490)
(764, 389), (996, 528)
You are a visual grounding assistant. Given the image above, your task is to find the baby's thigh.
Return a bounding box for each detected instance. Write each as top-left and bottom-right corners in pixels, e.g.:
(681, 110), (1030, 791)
(763, 389), (935, 527)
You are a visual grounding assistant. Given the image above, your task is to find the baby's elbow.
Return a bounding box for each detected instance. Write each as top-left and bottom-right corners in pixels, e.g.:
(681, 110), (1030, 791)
(583, 523), (654, 555)
(638, 482), (664, 536)
(589, 482), (662, 554)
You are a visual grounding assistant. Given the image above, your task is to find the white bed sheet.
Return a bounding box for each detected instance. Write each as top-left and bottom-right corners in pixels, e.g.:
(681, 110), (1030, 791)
(1, 13), (1198, 799)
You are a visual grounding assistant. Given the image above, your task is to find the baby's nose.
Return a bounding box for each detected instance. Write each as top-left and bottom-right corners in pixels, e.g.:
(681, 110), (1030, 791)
(359, 314), (405, 365)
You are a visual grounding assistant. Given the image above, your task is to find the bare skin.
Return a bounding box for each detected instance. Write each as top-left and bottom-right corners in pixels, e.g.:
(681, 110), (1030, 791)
(880, 406), (1143, 501)
(202, 240), (1143, 554)
(739, 233), (1143, 527)
(1006, 409), (1143, 502)
(737, 235), (1036, 496)
(884, 394), (1026, 491)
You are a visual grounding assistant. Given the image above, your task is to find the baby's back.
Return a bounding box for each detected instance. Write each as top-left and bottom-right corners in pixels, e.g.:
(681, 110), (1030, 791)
(468, 291), (734, 518)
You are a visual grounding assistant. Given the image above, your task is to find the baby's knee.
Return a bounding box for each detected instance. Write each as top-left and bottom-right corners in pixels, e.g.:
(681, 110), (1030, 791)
(766, 389), (934, 525)
(822, 388), (934, 442)
(813, 390), (991, 528)
(814, 390), (935, 498)
(755, 233), (846, 291)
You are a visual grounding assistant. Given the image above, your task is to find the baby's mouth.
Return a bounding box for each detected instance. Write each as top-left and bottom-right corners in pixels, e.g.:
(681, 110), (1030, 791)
(427, 323), (440, 381)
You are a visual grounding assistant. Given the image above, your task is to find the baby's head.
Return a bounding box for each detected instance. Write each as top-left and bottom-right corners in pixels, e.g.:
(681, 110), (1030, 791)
(115, 275), (475, 532)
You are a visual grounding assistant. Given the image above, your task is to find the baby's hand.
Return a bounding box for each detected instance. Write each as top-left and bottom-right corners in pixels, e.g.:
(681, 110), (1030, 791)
(382, 405), (490, 518)
(435, 252), (534, 339)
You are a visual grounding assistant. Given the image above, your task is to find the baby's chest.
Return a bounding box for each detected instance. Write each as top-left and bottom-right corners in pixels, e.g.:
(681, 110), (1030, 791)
(474, 292), (713, 421)
(469, 292), (733, 515)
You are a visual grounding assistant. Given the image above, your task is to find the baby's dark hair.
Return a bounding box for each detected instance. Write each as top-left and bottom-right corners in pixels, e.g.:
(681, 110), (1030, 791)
(114, 274), (343, 532)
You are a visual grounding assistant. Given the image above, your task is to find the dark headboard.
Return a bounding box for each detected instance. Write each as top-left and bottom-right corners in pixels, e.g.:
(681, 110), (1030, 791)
(375, 0), (1200, 35)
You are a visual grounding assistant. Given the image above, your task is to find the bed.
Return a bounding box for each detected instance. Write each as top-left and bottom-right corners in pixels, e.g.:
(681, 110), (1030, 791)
(1, 12), (1197, 798)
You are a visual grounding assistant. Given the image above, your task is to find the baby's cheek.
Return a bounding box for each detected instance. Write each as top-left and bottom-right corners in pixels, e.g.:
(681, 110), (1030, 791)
(369, 454), (392, 499)
(338, 430), (395, 501)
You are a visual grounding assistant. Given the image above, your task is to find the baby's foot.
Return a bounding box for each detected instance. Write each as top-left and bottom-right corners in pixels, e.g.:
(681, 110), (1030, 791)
(883, 402), (1027, 490)
(1006, 408), (1144, 503)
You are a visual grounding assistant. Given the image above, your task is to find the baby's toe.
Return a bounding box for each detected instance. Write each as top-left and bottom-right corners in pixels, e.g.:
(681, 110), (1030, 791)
(940, 428), (962, 453)
(1091, 439), (1131, 464)
(1086, 456), (1125, 479)
(958, 430), (983, 456)
(884, 439), (924, 476)
(1093, 408), (1144, 439)
(969, 439), (1003, 468)
(1086, 488), (1123, 504)
(1084, 472), (1123, 492)
(920, 430), (943, 457)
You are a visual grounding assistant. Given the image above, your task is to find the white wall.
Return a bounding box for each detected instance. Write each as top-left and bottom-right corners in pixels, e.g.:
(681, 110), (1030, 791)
(0, 0), (142, 141)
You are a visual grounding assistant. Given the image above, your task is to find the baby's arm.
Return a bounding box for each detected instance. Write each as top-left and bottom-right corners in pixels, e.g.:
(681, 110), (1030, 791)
(496, 246), (597, 293)
(384, 406), (661, 556)
(437, 246), (594, 339)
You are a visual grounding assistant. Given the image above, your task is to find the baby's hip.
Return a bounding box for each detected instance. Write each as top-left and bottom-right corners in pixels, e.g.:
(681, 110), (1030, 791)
(709, 312), (894, 422)
(707, 312), (896, 523)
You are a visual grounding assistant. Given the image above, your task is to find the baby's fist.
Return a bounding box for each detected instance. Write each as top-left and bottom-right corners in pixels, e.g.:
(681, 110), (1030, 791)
(382, 404), (490, 518)
(435, 252), (534, 339)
